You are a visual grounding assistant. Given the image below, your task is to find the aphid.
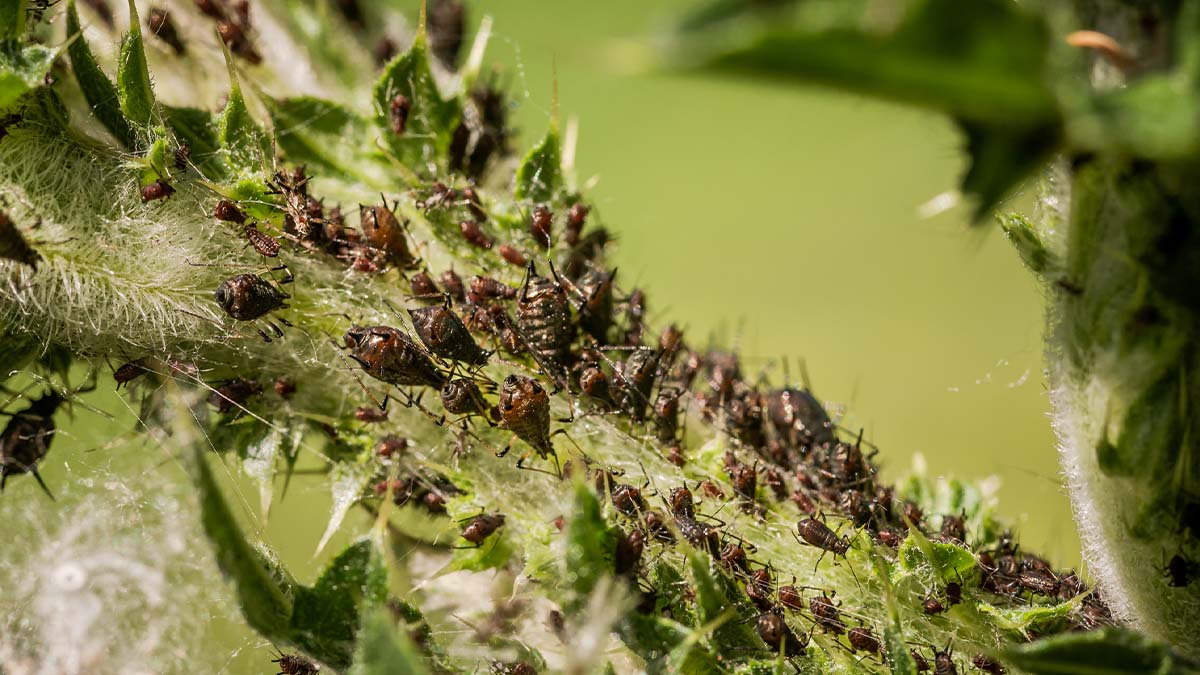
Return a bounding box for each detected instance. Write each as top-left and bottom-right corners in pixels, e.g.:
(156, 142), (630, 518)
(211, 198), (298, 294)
(408, 303), (490, 366)
(491, 662), (536, 675)
(498, 244), (527, 267)
(667, 486), (696, 520)
(496, 375), (556, 465)
(174, 143), (190, 171)
(571, 266), (617, 342)
(652, 388), (682, 444)
(901, 501), (924, 529)
(343, 325), (445, 389)
(934, 646), (959, 675)
(609, 482), (646, 517)
(1165, 554), (1196, 587)
(697, 479), (724, 500)
(460, 220), (493, 249)
(767, 387), (835, 449)
(360, 201), (416, 268)
(208, 378), (263, 414)
(945, 581), (963, 605)
(113, 359), (149, 388)
(614, 527), (645, 577)
(924, 596), (946, 615)
(354, 406), (388, 423)
(623, 288), (646, 345)
(488, 305), (525, 355)
(272, 651), (320, 675)
(440, 378), (491, 419)
(565, 202), (589, 246)
(578, 364), (612, 407)
(218, 19), (262, 63)
(1019, 567), (1060, 597)
(615, 348), (660, 421)
(795, 517), (850, 556)
(213, 199), (247, 224)
(270, 377), (295, 400)
(449, 84), (509, 178)
(194, 0), (222, 19)
(375, 435), (407, 458)
(516, 263), (576, 378)
(810, 592), (846, 634)
(778, 584), (802, 611)
(643, 509), (674, 543)
(214, 272), (291, 340)
(729, 460), (758, 501)
(245, 224), (281, 257)
(972, 655), (1005, 675)
(427, 0), (465, 69)
(529, 204), (552, 249)
(912, 650), (931, 672)
(791, 489), (817, 515)
(147, 6), (185, 54)
(468, 275), (516, 303)
(441, 269), (466, 301)
(0, 389), (66, 498)
(745, 567), (775, 611)
(271, 168), (321, 244)
(461, 512), (505, 546)
(389, 94), (411, 135)
(848, 626), (881, 655)
(141, 179), (175, 202)
(721, 543), (750, 577)
(756, 611), (806, 657)
(409, 272), (440, 301)
(664, 444), (685, 467)
(939, 513), (967, 545)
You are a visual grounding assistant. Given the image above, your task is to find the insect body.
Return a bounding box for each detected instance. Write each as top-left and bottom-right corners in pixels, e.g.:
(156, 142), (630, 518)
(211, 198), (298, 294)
(440, 378), (492, 420)
(213, 199), (247, 224)
(214, 272), (291, 340)
(809, 593), (846, 634)
(389, 94), (410, 135)
(756, 611), (806, 656)
(272, 651), (320, 675)
(245, 224), (281, 257)
(208, 378), (262, 413)
(360, 202), (416, 268)
(140, 179), (175, 202)
(847, 626), (881, 655)
(516, 263), (575, 383)
(461, 512), (505, 545)
(795, 517), (850, 555)
(343, 325), (445, 389)
(147, 6), (186, 54)
(113, 359), (149, 388)
(0, 389), (65, 498)
(409, 303), (490, 366)
(0, 210), (41, 268)
(496, 375), (557, 470)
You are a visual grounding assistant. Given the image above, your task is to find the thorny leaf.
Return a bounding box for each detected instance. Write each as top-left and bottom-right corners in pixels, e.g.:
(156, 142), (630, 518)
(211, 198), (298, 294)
(0, 41), (55, 110)
(515, 124), (562, 203)
(219, 44), (268, 176)
(874, 553), (917, 675)
(65, 0), (135, 147)
(163, 104), (223, 178)
(668, 0), (1061, 220)
(372, 31), (459, 173)
(564, 480), (615, 609)
(1003, 628), (1200, 675)
(268, 96), (393, 188)
(291, 538), (389, 670)
(116, 0), (155, 131)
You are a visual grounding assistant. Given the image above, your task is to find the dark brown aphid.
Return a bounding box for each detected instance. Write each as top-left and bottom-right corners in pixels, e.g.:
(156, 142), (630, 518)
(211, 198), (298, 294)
(667, 486), (696, 520)
(245, 224), (281, 257)
(934, 646), (959, 675)
(113, 359), (149, 389)
(609, 482), (646, 517)
(354, 406), (388, 423)
(643, 509), (674, 543)
(173, 143), (190, 171)
(729, 461), (758, 501)
(389, 94), (411, 136)
(901, 501), (924, 529)
(809, 593), (846, 634)
(913, 650), (931, 672)
(745, 567), (775, 611)
(697, 479), (724, 501)
(653, 388), (682, 444)
(795, 517), (850, 555)
(215, 273), (289, 325)
(767, 387), (835, 449)
(140, 179), (175, 202)
(441, 269), (465, 301)
(271, 168), (322, 244)
(615, 348), (660, 421)
(208, 378), (263, 414)
(409, 272), (439, 300)
(924, 596), (946, 615)
(272, 651), (320, 675)
(940, 514), (967, 545)
(1, 389), (65, 498)
(578, 365), (612, 407)
(571, 266), (617, 342)
(440, 378), (491, 418)
(218, 19), (262, 63)
(497, 375), (554, 461)
(565, 202), (589, 246)
(791, 489), (817, 515)
(972, 655), (1005, 675)
(664, 443), (685, 467)
(516, 263), (576, 377)
(614, 527), (645, 577)
(449, 84), (509, 179)
(468, 275), (516, 303)
(778, 584), (802, 611)
(762, 467), (788, 502)
(460, 220), (493, 249)
(409, 304), (490, 366)
(488, 305), (525, 355)
(1019, 568), (1060, 597)
(343, 325), (445, 389)
(847, 626), (881, 655)
(375, 435), (407, 458)
(360, 202), (416, 268)
(945, 581), (963, 605)
(756, 611), (806, 657)
(213, 199), (247, 224)
(876, 527), (903, 549)
(427, 0), (465, 69)
(461, 512), (505, 545)
(0, 210), (40, 269)
(721, 543), (750, 577)
(146, 7), (185, 54)
(623, 288), (646, 345)
(1166, 554), (1196, 587)
(530, 204), (552, 249)
(499, 244), (527, 268)
(194, 0), (222, 19)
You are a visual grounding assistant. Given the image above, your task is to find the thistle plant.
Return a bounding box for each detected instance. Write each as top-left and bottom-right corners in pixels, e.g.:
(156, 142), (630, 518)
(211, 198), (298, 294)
(0, 0), (1196, 674)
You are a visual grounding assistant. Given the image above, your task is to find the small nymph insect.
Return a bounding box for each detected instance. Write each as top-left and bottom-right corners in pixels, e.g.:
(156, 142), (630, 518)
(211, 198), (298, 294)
(213, 199), (247, 224)
(140, 178), (175, 202)
(360, 200), (417, 269)
(516, 262), (576, 384)
(389, 94), (411, 135)
(495, 375), (560, 475)
(244, 224), (281, 258)
(847, 626), (882, 655)
(272, 651), (320, 675)
(439, 378), (493, 421)
(756, 610), (806, 657)
(529, 204), (552, 249)
(342, 325), (446, 390)
(461, 512), (505, 546)
(409, 301), (491, 367)
(208, 378), (263, 414)
(1, 388), (69, 498)
(213, 271), (293, 341)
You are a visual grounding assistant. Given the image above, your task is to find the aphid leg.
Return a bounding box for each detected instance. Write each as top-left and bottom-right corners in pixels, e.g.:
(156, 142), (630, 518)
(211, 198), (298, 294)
(257, 327), (274, 342)
(496, 434), (515, 458)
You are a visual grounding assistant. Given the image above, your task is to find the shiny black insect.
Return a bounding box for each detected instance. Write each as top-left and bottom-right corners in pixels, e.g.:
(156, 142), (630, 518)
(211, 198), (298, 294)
(516, 262), (575, 382)
(208, 378), (262, 414)
(756, 611), (806, 657)
(343, 325), (445, 389)
(213, 199), (247, 224)
(214, 272), (292, 341)
(409, 272), (440, 301)
(409, 302), (490, 366)
(245, 224), (281, 257)
(1, 389), (67, 498)
(666, 485), (719, 555)
(795, 517), (850, 556)
(140, 179), (175, 202)
(389, 94), (410, 136)
(147, 6), (185, 54)
(847, 626), (881, 655)
(272, 651), (319, 675)
(461, 512), (505, 546)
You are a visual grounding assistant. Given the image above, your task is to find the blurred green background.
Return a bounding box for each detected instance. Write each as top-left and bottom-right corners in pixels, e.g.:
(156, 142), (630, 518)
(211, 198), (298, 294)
(5, 1), (1078, 671)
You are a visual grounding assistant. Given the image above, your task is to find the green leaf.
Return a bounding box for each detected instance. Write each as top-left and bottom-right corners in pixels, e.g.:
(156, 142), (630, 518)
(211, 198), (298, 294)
(1003, 628), (1200, 675)
(268, 96), (392, 187)
(0, 41), (56, 110)
(219, 45), (268, 175)
(291, 538), (389, 670)
(163, 104), (224, 178)
(618, 613), (724, 675)
(897, 527), (975, 583)
(351, 609), (430, 675)
(688, 551), (758, 653)
(65, 0), (135, 147)
(563, 480), (615, 609)
(515, 124), (562, 203)
(0, 0), (26, 38)
(194, 445), (295, 637)
(669, 0), (1061, 220)
(116, 0), (154, 130)
(371, 32), (459, 173)
(873, 554), (916, 675)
